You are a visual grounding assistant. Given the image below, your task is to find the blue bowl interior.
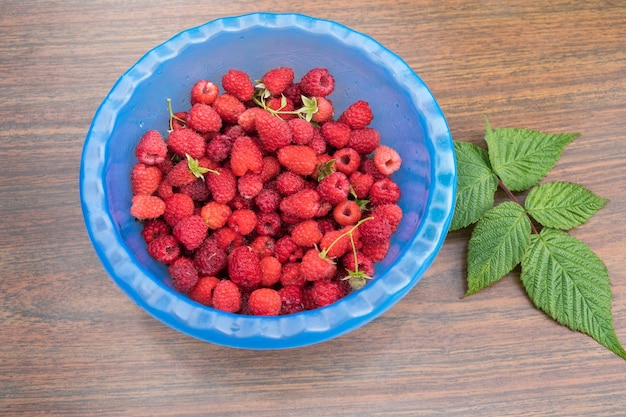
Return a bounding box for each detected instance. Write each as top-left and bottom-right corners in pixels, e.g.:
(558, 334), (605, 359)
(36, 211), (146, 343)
(80, 13), (456, 349)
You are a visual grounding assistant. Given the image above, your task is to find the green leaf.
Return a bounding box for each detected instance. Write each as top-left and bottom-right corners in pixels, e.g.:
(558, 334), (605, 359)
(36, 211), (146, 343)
(521, 228), (626, 359)
(484, 117), (580, 192)
(466, 202), (531, 296)
(525, 181), (608, 230)
(449, 141), (498, 230)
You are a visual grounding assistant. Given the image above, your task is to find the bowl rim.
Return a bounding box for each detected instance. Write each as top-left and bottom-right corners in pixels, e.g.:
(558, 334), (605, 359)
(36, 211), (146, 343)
(79, 12), (456, 350)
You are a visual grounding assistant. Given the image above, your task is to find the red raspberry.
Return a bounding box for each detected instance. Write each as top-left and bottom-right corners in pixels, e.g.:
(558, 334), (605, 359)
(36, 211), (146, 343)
(361, 240), (390, 262)
(172, 214), (208, 251)
(135, 130), (168, 165)
(254, 188), (281, 212)
(308, 128), (327, 155)
(229, 193), (254, 210)
(321, 121), (351, 148)
(190, 79), (219, 105)
(237, 172), (264, 199)
(165, 159), (197, 187)
(200, 201), (231, 230)
(282, 82), (302, 105)
(187, 103), (222, 133)
(255, 211), (282, 237)
(279, 189), (321, 219)
(206, 166), (237, 204)
(372, 203), (403, 232)
(171, 111), (188, 131)
(131, 163), (162, 195)
(333, 147), (361, 175)
(275, 171), (305, 196)
(259, 256), (281, 287)
(228, 246), (262, 289)
(349, 128), (380, 155)
(250, 235), (276, 258)
(255, 110), (292, 152)
(228, 208), (258, 235)
(311, 96), (334, 123)
(130, 194), (166, 220)
(163, 193), (195, 227)
(373, 145), (402, 175)
(180, 179), (210, 202)
(248, 288), (282, 316)
(188, 276), (220, 306)
(339, 100), (373, 129)
(370, 177), (401, 205)
(141, 219), (170, 244)
(277, 145), (318, 177)
(317, 171), (350, 204)
(205, 134), (233, 162)
(275, 236), (303, 264)
(194, 238), (228, 276)
(147, 234), (181, 265)
(301, 285), (317, 310)
(168, 257), (199, 293)
(221, 69), (254, 102)
(278, 285), (304, 315)
(262, 66), (295, 96)
(358, 216), (392, 244)
(310, 280), (343, 307)
(279, 262), (306, 287)
(212, 227), (243, 252)
(300, 248), (337, 282)
(212, 93), (246, 124)
(341, 251), (374, 277)
(156, 180), (174, 200)
(288, 118), (315, 145)
(259, 155), (281, 182)
(237, 107), (265, 133)
(167, 128), (206, 159)
(223, 124), (246, 139)
(230, 135), (263, 177)
(333, 200), (362, 226)
(319, 227), (353, 259)
(290, 219), (323, 247)
(212, 280), (242, 313)
(300, 68), (335, 97)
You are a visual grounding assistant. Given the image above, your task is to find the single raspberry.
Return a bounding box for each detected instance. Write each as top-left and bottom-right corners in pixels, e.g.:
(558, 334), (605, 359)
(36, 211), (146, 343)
(135, 130), (168, 165)
(349, 128), (380, 155)
(221, 69), (255, 102)
(317, 171), (350, 204)
(333, 147), (361, 175)
(275, 235), (303, 264)
(190, 79), (219, 105)
(290, 219), (322, 248)
(358, 216), (392, 244)
(188, 276), (220, 306)
(248, 288), (282, 316)
(259, 155), (281, 182)
(255, 110), (292, 152)
(372, 203), (403, 232)
(165, 159), (197, 187)
(237, 172), (264, 199)
(194, 238), (228, 276)
(237, 107), (265, 133)
(321, 121), (351, 148)
(341, 251), (375, 277)
(275, 171), (305, 196)
(333, 200), (362, 226)
(359, 157), (388, 180)
(315, 200), (333, 218)
(200, 201), (232, 230)
(278, 285), (304, 315)
(279, 262), (306, 287)
(212, 227), (243, 252)
(163, 193), (195, 227)
(141, 218), (170, 243)
(147, 234), (181, 265)
(310, 280), (343, 307)
(259, 256), (282, 287)
(250, 236), (276, 258)
(230, 135), (263, 177)
(166, 128), (206, 159)
(255, 211), (282, 237)
(130, 194), (166, 220)
(339, 100), (374, 129)
(228, 208), (258, 235)
(254, 188), (281, 212)
(212, 93), (246, 124)
(288, 118), (315, 145)
(300, 68), (335, 97)
(206, 166), (237, 204)
(172, 214), (208, 251)
(361, 240), (390, 262)
(187, 103), (222, 133)
(212, 280), (242, 313)
(283, 82), (303, 105)
(262, 66), (295, 96)
(370, 178), (401, 205)
(373, 145), (402, 175)
(311, 96), (334, 123)
(308, 128), (327, 155)
(300, 248), (337, 282)
(223, 124), (246, 139)
(156, 180), (174, 200)
(317, 218), (336, 235)
(180, 178), (210, 202)
(277, 145), (318, 177)
(131, 163), (162, 195)
(279, 189), (321, 219)
(168, 257), (199, 293)
(229, 193), (255, 210)
(228, 246), (262, 289)
(205, 134), (233, 162)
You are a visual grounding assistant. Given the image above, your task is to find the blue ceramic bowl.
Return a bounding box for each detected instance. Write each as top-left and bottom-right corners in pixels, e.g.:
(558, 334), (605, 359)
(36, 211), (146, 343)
(80, 13), (456, 349)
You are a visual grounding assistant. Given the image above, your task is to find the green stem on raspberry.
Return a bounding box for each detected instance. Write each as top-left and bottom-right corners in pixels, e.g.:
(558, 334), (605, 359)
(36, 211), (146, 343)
(186, 154), (219, 180)
(252, 90), (318, 122)
(319, 216), (373, 260)
(167, 98), (186, 131)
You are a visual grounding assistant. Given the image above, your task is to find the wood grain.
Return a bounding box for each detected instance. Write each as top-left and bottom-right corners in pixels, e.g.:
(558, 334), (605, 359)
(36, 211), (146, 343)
(1, 0), (625, 415)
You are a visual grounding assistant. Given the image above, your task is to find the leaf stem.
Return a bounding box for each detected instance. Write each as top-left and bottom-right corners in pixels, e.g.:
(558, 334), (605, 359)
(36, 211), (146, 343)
(497, 178), (539, 235)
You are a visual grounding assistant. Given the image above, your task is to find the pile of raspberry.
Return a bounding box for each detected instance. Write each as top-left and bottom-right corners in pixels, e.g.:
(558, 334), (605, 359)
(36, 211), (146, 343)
(129, 66), (403, 316)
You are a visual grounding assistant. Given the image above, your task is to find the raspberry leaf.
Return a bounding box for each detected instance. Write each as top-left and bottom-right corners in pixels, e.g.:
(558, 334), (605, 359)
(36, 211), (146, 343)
(449, 141), (498, 231)
(484, 117), (580, 192)
(525, 181), (608, 230)
(521, 228), (626, 359)
(466, 202), (531, 296)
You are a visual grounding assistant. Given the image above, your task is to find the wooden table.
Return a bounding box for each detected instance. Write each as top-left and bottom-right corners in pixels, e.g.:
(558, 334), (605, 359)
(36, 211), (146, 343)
(2, 1), (625, 415)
